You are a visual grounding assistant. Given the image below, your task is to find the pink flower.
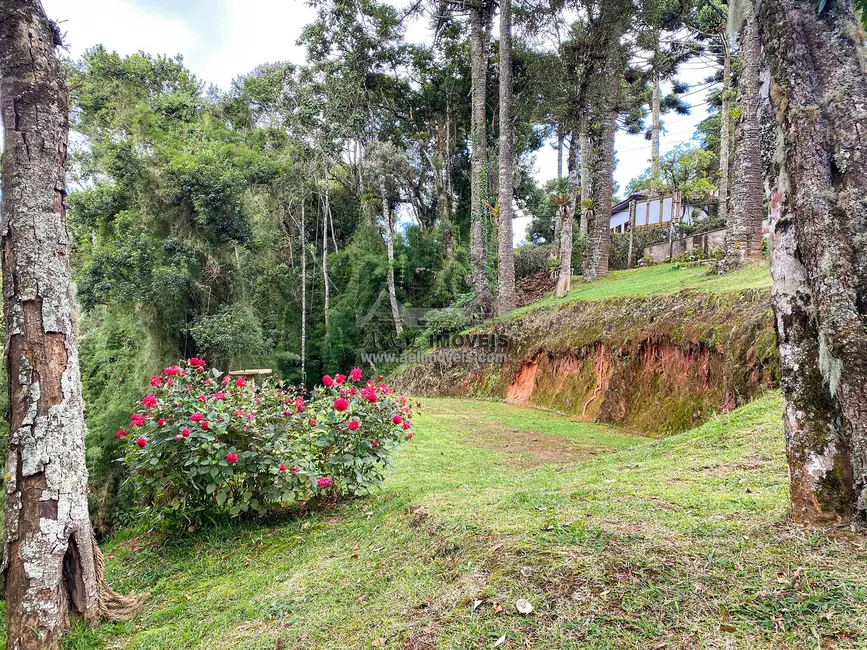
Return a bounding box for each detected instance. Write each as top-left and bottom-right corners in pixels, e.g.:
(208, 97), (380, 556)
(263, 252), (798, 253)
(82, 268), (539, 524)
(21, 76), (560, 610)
(157, 418), (165, 426)
(406, 432), (414, 441)
(222, 375), (231, 385)
(361, 387), (377, 403)
(233, 409), (245, 417)
(349, 368), (362, 382)
(279, 463), (287, 472)
(149, 376), (162, 387)
(136, 437), (147, 449)
(201, 421), (210, 431)
(309, 419), (317, 427)
(235, 377), (246, 387)
(371, 440), (379, 447)
(294, 397), (305, 412)
(198, 394), (206, 403)
(392, 415), (402, 425)
(130, 414), (145, 427)
(181, 428), (191, 437)
(175, 434), (182, 441)
(349, 386), (358, 396)
(317, 477), (333, 488)
(322, 375), (334, 387)
(214, 391), (226, 401)
(190, 413), (204, 423)
(281, 411), (291, 417)
(335, 373), (346, 385)
(402, 421), (412, 430)
(348, 419), (361, 431)
(166, 378), (175, 387)
(142, 395), (157, 409)
(291, 466), (300, 473)
(164, 366), (180, 376)
(334, 398), (349, 412)
(226, 452), (238, 464)
(115, 428), (127, 440)
(189, 357), (206, 368)
(217, 416), (224, 423)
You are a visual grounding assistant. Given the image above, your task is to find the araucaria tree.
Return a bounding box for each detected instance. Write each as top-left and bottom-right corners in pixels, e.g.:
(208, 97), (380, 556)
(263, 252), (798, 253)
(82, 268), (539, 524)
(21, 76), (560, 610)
(758, 0), (867, 526)
(0, 1), (143, 647)
(497, 0), (516, 315)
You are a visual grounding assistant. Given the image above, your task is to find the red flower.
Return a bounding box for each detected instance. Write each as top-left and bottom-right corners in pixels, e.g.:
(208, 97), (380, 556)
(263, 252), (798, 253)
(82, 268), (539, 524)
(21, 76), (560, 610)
(348, 419), (361, 431)
(371, 440), (379, 447)
(317, 477), (333, 488)
(322, 375), (334, 387)
(149, 376), (162, 387)
(295, 397), (305, 412)
(281, 411), (291, 417)
(214, 391), (226, 401)
(198, 394), (206, 404)
(406, 432), (414, 441)
(402, 421), (412, 430)
(233, 409), (245, 417)
(222, 375), (231, 385)
(291, 466), (300, 473)
(130, 414), (145, 427)
(201, 421), (210, 431)
(361, 387), (378, 403)
(226, 452), (238, 464)
(166, 378), (175, 387)
(115, 429), (127, 440)
(235, 377), (246, 387)
(136, 437), (147, 449)
(164, 366), (180, 376)
(175, 434), (182, 441)
(349, 367), (362, 382)
(181, 428), (191, 437)
(333, 398), (349, 412)
(349, 386), (358, 396)
(157, 418), (165, 427)
(189, 357), (206, 368)
(392, 415), (403, 425)
(217, 416), (224, 423)
(309, 419), (317, 427)
(279, 463), (287, 472)
(142, 395), (157, 409)
(190, 413), (204, 423)
(335, 373), (346, 385)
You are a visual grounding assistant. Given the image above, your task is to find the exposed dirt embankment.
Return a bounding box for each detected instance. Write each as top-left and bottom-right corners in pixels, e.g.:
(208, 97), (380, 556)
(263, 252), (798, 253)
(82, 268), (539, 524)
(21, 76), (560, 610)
(395, 289), (778, 436)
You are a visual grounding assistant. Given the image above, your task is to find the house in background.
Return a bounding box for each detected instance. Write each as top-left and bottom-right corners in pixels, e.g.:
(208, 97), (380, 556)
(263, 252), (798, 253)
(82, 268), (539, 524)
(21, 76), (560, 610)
(609, 192), (713, 233)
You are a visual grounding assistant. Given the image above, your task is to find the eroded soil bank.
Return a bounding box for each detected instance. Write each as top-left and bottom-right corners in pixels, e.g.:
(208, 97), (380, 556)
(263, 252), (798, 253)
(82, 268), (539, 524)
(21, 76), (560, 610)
(395, 289), (778, 436)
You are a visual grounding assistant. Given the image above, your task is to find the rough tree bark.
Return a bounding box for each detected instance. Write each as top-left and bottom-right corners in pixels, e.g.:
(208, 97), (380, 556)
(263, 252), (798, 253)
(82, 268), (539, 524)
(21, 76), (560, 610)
(579, 129), (591, 237)
(381, 181), (404, 336)
(718, 34), (732, 225)
(650, 70), (662, 184)
(496, 0), (515, 315)
(555, 130), (581, 297)
(725, 5), (764, 269)
(758, 0), (867, 526)
(0, 2), (144, 647)
(469, 2), (492, 313)
(583, 107), (618, 282)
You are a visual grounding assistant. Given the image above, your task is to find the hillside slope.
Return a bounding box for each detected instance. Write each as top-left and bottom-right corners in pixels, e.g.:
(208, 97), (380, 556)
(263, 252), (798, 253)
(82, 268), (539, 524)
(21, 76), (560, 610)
(397, 264), (778, 436)
(36, 395), (867, 650)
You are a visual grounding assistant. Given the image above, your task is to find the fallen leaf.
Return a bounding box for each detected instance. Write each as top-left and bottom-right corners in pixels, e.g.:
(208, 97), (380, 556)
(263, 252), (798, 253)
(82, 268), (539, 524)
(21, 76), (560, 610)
(494, 634), (507, 647)
(490, 542), (504, 553)
(494, 603), (503, 614)
(719, 623), (736, 633)
(520, 567), (532, 578)
(473, 599), (483, 611)
(516, 599), (533, 614)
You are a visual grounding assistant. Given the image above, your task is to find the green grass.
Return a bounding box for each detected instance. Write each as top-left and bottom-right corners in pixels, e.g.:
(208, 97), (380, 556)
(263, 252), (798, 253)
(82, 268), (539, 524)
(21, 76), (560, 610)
(509, 263), (772, 318)
(38, 394), (867, 649)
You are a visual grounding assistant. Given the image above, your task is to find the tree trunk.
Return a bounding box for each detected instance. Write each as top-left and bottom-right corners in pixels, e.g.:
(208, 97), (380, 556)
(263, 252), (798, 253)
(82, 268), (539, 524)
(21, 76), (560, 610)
(626, 199), (637, 269)
(496, 0), (515, 316)
(299, 200), (307, 384)
(381, 182), (404, 336)
(469, 3), (492, 313)
(579, 130), (591, 236)
(555, 130), (581, 297)
(556, 128), (564, 180)
(583, 108), (619, 282)
(718, 34), (732, 225)
(0, 2), (142, 646)
(759, 0), (867, 526)
(725, 6), (764, 270)
(321, 176), (331, 329)
(650, 69), (661, 184)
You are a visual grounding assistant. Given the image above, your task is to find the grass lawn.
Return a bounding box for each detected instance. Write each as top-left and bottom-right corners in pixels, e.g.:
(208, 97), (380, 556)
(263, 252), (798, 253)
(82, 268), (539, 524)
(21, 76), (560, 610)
(18, 394), (867, 649)
(509, 262), (772, 319)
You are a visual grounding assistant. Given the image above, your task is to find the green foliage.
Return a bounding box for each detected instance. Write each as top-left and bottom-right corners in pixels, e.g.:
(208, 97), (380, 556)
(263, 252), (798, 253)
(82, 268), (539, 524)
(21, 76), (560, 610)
(191, 305), (268, 370)
(514, 244), (557, 280)
(122, 360), (415, 528)
(608, 228), (668, 270)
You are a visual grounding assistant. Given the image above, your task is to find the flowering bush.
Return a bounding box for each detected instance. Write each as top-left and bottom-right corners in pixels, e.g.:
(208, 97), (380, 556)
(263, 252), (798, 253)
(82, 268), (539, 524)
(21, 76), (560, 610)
(121, 360), (415, 525)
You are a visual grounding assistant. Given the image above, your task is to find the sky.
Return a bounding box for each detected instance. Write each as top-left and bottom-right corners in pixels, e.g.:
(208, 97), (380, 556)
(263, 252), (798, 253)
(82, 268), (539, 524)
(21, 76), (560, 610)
(43, 0), (714, 212)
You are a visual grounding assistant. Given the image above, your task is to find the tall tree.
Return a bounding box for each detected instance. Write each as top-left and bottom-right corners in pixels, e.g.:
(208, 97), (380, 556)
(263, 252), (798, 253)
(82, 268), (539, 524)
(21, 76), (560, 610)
(0, 2), (143, 647)
(758, 0), (867, 525)
(555, 130), (581, 296)
(497, 0), (516, 315)
(468, 1), (494, 315)
(724, 4), (763, 269)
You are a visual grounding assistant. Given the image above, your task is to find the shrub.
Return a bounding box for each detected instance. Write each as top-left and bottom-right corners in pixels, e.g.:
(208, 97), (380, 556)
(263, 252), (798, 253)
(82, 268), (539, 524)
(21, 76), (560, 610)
(121, 360), (415, 527)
